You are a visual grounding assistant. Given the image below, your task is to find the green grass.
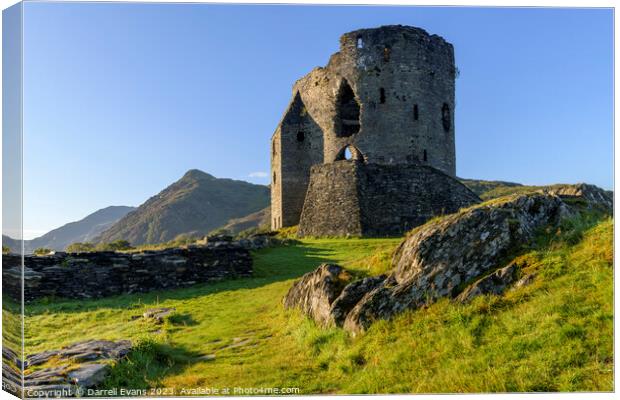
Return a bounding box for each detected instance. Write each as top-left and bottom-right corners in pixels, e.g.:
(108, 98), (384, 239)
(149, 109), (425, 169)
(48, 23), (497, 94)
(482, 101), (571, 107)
(21, 216), (612, 394)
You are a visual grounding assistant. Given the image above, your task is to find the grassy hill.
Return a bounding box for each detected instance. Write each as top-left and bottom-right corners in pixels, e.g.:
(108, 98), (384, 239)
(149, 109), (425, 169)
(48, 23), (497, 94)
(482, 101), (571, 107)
(97, 170), (270, 245)
(20, 208), (612, 393)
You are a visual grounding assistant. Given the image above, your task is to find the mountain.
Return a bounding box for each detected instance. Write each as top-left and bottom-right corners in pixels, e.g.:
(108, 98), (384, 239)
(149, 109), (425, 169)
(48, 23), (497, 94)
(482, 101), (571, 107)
(96, 169), (270, 245)
(2, 235), (20, 253)
(213, 206), (271, 236)
(2, 206), (135, 253)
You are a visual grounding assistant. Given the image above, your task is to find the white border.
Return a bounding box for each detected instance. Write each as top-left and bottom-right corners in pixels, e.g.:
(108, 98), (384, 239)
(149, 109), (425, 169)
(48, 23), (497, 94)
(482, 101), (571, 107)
(0, 1), (615, 400)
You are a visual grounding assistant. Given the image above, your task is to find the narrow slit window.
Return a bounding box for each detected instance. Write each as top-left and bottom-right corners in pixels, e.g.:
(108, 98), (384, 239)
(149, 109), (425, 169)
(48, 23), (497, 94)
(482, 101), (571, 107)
(297, 131), (305, 142)
(273, 172), (276, 183)
(423, 149), (428, 162)
(413, 104), (419, 121)
(442, 103), (451, 132)
(383, 46), (391, 62)
(380, 88), (386, 104)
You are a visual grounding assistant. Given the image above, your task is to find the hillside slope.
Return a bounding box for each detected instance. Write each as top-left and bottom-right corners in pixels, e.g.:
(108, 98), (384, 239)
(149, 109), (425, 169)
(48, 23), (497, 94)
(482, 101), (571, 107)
(2, 206), (135, 253)
(213, 207), (271, 236)
(23, 209), (612, 393)
(97, 170), (270, 245)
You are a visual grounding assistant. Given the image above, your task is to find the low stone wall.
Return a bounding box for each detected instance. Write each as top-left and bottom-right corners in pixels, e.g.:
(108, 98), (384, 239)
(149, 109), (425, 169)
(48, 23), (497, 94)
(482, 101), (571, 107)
(2, 242), (252, 302)
(298, 161), (481, 237)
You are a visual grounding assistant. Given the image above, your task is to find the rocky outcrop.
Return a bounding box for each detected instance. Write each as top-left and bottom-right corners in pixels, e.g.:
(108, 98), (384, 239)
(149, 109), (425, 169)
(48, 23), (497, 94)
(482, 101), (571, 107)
(2, 340), (132, 398)
(283, 264), (351, 326)
(541, 183), (612, 212)
(283, 264), (387, 327)
(3, 240), (252, 302)
(344, 193), (568, 333)
(455, 262), (519, 303)
(286, 190), (603, 334)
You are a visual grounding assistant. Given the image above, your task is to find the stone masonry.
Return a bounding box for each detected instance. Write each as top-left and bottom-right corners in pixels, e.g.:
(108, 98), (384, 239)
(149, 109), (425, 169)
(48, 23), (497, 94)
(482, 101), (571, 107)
(271, 25), (477, 236)
(298, 161), (481, 237)
(2, 242), (252, 302)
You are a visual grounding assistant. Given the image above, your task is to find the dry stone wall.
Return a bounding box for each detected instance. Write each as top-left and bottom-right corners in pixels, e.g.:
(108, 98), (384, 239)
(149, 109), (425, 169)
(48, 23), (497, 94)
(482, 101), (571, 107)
(3, 242), (252, 302)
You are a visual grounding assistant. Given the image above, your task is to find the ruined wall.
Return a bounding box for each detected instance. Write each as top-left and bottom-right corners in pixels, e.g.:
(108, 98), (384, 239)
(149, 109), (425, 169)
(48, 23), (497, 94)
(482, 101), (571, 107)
(271, 93), (324, 230)
(2, 243), (252, 302)
(298, 161), (480, 237)
(296, 161), (364, 237)
(271, 25), (457, 229)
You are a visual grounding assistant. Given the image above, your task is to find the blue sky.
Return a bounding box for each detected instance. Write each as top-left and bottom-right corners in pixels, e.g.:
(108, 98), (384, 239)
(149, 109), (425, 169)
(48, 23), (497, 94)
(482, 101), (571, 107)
(20, 3), (613, 238)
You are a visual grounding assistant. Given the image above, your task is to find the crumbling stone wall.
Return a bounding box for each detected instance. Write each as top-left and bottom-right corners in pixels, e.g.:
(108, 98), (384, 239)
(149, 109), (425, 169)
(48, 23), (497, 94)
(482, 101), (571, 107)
(271, 25), (457, 231)
(2, 243), (252, 302)
(298, 160), (480, 237)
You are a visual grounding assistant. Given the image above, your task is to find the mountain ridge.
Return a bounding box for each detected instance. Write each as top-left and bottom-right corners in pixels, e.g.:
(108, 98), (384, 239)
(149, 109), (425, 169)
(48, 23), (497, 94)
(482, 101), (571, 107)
(2, 205), (135, 253)
(96, 169), (270, 245)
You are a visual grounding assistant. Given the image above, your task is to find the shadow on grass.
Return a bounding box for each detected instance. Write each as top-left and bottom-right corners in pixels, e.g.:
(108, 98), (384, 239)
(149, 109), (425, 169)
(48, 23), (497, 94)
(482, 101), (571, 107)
(23, 244), (336, 316)
(99, 339), (205, 391)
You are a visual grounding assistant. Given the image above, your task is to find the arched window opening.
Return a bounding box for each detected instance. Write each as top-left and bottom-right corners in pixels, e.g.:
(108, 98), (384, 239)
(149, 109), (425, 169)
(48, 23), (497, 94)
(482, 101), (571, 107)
(297, 131), (305, 142)
(380, 88), (386, 104)
(383, 46), (391, 62)
(413, 104), (419, 121)
(335, 80), (361, 137)
(357, 37), (364, 48)
(442, 103), (451, 132)
(335, 145), (365, 162)
(423, 149), (428, 162)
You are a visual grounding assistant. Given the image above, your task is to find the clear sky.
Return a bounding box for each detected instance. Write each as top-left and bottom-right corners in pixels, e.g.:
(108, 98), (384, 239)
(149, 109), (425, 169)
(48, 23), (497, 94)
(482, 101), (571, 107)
(20, 3), (613, 239)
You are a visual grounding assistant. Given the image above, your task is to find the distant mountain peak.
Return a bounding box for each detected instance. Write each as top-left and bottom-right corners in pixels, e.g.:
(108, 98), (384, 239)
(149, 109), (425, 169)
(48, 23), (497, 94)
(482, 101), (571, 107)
(96, 171), (270, 246)
(182, 169), (215, 181)
(3, 205), (135, 253)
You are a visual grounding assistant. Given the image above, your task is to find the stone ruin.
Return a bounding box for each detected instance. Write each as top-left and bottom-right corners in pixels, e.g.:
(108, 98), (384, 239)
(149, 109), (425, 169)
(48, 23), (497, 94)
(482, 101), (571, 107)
(2, 239), (253, 302)
(271, 25), (481, 237)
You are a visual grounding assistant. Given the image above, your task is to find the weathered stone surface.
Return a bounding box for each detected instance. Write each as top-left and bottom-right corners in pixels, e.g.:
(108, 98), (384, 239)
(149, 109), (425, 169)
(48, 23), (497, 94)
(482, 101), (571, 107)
(3, 242), (252, 302)
(342, 193), (568, 333)
(5, 340), (133, 398)
(283, 264), (351, 326)
(286, 191), (595, 334)
(298, 161), (480, 237)
(392, 194), (567, 285)
(329, 275), (388, 326)
(455, 262), (519, 303)
(272, 25), (459, 233)
(68, 363), (109, 387)
(541, 183), (613, 212)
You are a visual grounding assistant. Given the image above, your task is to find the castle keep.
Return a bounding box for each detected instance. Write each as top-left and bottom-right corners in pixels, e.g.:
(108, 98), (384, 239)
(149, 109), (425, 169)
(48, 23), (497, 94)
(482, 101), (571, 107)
(271, 25), (480, 237)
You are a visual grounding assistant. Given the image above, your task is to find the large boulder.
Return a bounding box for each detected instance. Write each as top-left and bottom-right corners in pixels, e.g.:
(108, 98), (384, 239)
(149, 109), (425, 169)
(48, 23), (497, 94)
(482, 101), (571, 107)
(283, 264), (352, 327)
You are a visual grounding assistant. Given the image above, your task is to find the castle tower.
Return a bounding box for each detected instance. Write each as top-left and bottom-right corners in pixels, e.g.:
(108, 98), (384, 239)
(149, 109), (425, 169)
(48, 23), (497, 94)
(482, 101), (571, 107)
(271, 25), (476, 234)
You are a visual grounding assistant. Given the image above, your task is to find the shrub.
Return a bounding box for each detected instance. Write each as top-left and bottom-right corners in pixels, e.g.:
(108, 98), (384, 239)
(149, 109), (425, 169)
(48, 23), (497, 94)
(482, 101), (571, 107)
(33, 248), (53, 256)
(65, 242), (95, 253)
(2, 245), (10, 254)
(96, 240), (134, 252)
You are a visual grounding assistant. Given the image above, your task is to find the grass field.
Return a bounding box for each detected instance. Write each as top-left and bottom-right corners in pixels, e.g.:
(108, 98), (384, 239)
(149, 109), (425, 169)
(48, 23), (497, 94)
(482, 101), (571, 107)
(21, 215), (613, 394)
